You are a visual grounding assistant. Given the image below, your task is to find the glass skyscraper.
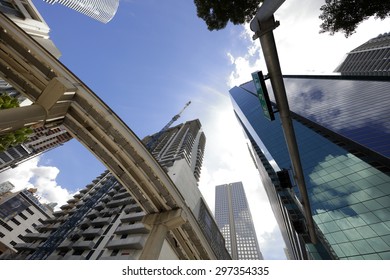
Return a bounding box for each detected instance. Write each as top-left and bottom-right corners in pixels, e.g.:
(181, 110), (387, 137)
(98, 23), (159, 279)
(335, 32), (390, 76)
(230, 75), (390, 260)
(43, 0), (119, 23)
(215, 182), (263, 260)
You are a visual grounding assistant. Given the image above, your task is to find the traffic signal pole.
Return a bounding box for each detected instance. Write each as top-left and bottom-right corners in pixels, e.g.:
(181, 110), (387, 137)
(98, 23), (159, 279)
(250, 2), (317, 244)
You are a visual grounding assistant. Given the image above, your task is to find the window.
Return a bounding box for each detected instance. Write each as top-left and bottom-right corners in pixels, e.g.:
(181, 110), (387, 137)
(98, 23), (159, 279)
(19, 213), (28, 220)
(110, 250), (119, 256)
(72, 250), (84, 256)
(11, 218), (21, 226)
(18, 234), (27, 242)
(10, 241), (17, 246)
(0, 231), (5, 238)
(26, 208), (34, 215)
(0, 220), (13, 231)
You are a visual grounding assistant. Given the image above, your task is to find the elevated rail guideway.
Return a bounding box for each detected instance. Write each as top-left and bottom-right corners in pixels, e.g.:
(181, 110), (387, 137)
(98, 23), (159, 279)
(0, 13), (217, 259)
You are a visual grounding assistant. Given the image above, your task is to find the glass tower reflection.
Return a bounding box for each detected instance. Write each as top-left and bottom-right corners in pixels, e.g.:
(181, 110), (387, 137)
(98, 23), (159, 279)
(230, 75), (390, 260)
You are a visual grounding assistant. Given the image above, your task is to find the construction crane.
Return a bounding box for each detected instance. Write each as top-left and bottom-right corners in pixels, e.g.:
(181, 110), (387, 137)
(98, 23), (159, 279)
(146, 101), (191, 151)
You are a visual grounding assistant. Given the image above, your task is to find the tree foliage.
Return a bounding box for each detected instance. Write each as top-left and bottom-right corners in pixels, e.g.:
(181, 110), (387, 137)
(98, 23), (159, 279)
(194, 0), (263, 31)
(0, 93), (33, 152)
(319, 0), (390, 37)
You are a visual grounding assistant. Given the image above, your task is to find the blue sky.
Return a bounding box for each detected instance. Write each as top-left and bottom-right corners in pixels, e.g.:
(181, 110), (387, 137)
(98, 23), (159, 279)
(2, 0), (390, 260)
(33, 0), (250, 190)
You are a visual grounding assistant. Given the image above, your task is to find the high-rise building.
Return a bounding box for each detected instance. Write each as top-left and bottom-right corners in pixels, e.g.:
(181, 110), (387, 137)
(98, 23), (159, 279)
(143, 119), (206, 185)
(335, 32), (390, 76)
(0, 124), (72, 172)
(43, 0), (119, 23)
(215, 182), (263, 260)
(10, 120), (229, 260)
(0, 0), (72, 172)
(0, 183), (53, 256)
(0, 0), (61, 57)
(230, 75), (390, 260)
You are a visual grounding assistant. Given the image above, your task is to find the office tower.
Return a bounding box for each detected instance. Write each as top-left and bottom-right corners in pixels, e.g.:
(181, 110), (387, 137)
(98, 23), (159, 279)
(335, 32), (390, 76)
(215, 182), (263, 260)
(11, 120), (229, 260)
(0, 183), (53, 256)
(43, 0), (119, 23)
(230, 75), (390, 260)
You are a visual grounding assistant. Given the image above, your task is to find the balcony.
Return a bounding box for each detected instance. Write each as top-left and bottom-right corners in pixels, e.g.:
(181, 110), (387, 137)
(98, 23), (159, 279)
(41, 217), (56, 224)
(94, 202), (105, 211)
(82, 228), (104, 237)
(106, 198), (132, 208)
(73, 193), (83, 199)
(115, 223), (149, 235)
(123, 205), (143, 214)
(23, 232), (50, 241)
(72, 240), (95, 250)
(14, 242), (39, 251)
(78, 219), (91, 230)
(75, 200), (85, 208)
(86, 210), (99, 219)
(101, 196), (111, 203)
(120, 211), (145, 223)
(100, 255), (136, 260)
(107, 189), (117, 196)
(106, 235), (145, 250)
(90, 217), (112, 226)
(60, 204), (73, 210)
(62, 255), (86, 260)
(100, 207), (120, 217)
(112, 191), (131, 200)
(79, 188), (89, 194)
(35, 223), (60, 232)
(67, 197), (79, 204)
(53, 210), (64, 217)
(57, 240), (73, 250)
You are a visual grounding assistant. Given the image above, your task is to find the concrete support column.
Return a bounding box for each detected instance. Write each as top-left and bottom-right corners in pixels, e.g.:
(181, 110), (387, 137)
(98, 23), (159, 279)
(0, 104), (46, 133)
(139, 208), (186, 260)
(0, 77), (76, 134)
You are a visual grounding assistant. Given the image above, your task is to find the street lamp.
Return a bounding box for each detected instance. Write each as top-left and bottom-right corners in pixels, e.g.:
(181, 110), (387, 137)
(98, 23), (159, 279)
(250, 0), (318, 244)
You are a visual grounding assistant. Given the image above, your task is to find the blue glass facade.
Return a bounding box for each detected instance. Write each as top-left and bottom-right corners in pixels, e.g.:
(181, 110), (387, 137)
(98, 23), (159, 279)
(230, 76), (390, 260)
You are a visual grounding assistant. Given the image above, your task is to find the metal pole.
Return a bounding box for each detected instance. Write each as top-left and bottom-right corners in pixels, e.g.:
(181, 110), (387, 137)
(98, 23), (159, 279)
(254, 17), (317, 244)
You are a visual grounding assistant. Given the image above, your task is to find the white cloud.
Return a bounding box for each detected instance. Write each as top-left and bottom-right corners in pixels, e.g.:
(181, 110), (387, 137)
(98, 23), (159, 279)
(195, 85), (284, 259)
(215, 0), (390, 259)
(228, 0), (390, 77)
(0, 157), (73, 209)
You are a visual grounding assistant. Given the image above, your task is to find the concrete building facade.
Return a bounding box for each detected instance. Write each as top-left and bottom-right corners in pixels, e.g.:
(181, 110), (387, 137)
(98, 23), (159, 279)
(0, 183), (53, 256)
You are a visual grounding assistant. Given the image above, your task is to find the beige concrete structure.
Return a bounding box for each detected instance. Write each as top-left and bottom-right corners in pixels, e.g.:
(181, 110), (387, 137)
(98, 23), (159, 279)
(0, 11), (226, 259)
